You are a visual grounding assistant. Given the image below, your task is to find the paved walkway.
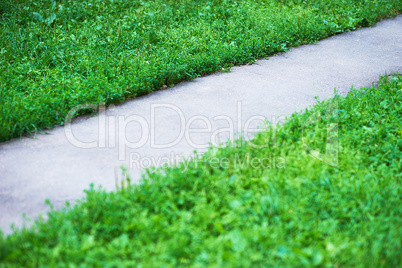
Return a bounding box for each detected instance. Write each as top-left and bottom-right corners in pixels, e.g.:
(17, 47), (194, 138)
(1, 15), (401, 234)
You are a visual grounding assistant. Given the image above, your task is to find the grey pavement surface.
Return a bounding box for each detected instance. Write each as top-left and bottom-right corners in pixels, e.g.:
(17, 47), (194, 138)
(1, 15), (401, 235)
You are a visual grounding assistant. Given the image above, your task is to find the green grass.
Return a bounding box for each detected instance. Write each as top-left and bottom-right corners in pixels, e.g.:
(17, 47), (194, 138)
(0, 0), (401, 142)
(1, 74), (401, 266)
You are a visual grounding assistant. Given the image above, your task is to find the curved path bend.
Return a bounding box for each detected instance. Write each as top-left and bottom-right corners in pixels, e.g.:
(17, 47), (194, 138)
(1, 15), (401, 234)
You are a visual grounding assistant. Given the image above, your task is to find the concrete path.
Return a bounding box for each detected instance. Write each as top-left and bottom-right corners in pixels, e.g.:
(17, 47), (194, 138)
(1, 15), (401, 234)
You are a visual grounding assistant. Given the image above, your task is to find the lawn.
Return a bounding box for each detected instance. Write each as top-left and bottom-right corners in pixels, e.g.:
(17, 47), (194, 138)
(0, 0), (401, 141)
(1, 74), (401, 266)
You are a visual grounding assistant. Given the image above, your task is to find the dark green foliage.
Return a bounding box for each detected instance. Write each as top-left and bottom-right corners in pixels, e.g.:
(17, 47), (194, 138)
(1, 75), (401, 266)
(0, 0), (401, 141)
